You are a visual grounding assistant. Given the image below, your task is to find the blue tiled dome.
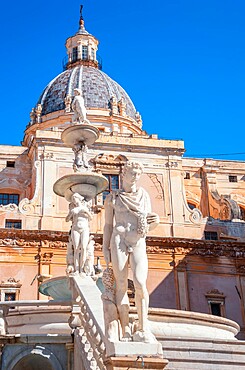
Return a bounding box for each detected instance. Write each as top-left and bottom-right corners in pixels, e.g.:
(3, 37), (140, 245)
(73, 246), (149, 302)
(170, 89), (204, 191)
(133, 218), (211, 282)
(37, 66), (136, 120)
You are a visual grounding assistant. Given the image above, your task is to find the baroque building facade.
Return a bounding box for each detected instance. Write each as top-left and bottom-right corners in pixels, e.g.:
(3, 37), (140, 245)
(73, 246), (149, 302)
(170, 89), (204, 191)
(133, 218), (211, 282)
(0, 6), (245, 359)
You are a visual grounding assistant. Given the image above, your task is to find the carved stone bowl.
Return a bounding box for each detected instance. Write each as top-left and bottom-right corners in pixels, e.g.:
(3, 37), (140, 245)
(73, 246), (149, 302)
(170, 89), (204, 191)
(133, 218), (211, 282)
(61, 124), (99, 147)
(53, 173), (108, 201)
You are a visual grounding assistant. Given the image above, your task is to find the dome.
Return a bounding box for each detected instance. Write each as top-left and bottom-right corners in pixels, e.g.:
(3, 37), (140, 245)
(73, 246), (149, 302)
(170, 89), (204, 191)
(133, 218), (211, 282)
(37, 66), (137, 120)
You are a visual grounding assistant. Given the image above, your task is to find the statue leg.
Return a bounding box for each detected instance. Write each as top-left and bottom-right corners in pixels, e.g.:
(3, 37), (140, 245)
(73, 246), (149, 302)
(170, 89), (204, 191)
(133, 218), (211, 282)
(130, 242), (149, 332)
(71, 230), (80, 273)
(79, 229), (90, 273)
(111, 238), (131, 340)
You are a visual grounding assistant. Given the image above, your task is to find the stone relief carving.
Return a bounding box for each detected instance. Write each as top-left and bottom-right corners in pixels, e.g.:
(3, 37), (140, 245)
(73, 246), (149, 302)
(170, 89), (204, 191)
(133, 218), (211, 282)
(19, 160), (41, 215)
(147, 173), (164, 200)
(90, 153), (127, 173)
(0, 161), (40, 216)
(232, 194), (245, 207)
(102, 161), (159, 343)
(182, 183), (202, 224)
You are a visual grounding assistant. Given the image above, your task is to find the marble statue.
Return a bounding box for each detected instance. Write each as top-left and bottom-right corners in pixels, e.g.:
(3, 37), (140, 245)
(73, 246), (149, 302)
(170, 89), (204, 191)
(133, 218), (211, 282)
(66, 230), (74, 274)
(73, 142), (90, 172)
(102, 161), (159, 342)
(71, 88), (88, 124)
(66, 193), (93, 274)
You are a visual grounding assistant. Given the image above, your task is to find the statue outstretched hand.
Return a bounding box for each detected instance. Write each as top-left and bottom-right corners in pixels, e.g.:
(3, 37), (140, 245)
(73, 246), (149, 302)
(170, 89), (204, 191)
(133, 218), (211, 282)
(147, 212), (160, 231)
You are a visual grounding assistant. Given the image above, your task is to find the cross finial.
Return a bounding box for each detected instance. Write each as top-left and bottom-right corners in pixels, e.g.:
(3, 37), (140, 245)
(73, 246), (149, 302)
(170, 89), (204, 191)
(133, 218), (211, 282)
(79, 4), (85, 29)
(80, 5), (84, 19)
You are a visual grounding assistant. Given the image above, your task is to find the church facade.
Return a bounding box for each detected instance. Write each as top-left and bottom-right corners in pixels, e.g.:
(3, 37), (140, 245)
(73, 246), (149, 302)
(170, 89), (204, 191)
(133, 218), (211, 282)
(0, 7), (245, 344)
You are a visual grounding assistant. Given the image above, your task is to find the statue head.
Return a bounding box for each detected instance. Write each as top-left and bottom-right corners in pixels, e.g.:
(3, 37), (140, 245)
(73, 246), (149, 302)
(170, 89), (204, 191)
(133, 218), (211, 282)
(122, 161), (144, 177)
(122, 161), (144, 187)
(74, 88), (83, 96)
(71, 192), (85, 205)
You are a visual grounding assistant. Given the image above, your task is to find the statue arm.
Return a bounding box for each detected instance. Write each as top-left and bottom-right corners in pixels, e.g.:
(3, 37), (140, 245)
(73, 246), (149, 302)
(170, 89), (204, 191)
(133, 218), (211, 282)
(79, 205), (93, 220)
(102, 194), (114, 266)
(66, 210), (73, 222)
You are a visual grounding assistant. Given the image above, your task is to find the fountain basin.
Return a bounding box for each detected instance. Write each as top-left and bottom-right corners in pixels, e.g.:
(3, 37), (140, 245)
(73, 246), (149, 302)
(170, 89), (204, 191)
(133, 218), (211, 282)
(39, 276), (72, 300)
(53, 172), (108, 201)
(61, 124), (99, 146)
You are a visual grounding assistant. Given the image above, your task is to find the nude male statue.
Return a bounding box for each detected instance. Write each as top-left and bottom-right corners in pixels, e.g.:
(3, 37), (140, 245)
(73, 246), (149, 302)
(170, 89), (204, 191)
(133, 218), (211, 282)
(71, 88), (88, 124)
(66, 193), (93, 274)
(103, 161), (159, 342)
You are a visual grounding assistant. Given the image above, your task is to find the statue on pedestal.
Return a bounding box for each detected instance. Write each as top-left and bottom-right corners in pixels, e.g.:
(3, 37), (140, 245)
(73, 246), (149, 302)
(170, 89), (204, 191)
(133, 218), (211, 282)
(73, 142), (90, 172)
(71, 88), (89, 124)
(66, 193), (93, 275)
(102, 161), (159, 342)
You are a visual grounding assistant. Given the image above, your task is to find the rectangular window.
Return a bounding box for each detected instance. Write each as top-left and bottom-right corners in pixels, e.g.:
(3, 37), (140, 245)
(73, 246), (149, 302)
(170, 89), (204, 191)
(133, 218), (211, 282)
(5, 220), (22, 229)
(103, 174), (119, 202)
(0, 193), (19, 206)
(91, 48), (95, 60)
(204, 231), (218, 240)
(82, 45), (88, 60)
(229, 175), (238, 183)
(4, 292), (16, 301)
(184, 172), (190, 179)
(6, 161), (15, 168)
(210, 302), (221, 316)
(72, 47), (78, 62)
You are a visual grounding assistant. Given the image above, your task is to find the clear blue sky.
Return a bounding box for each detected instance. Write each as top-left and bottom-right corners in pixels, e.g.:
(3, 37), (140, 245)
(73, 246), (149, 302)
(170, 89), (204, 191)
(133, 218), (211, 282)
(1, 0), (245, 160)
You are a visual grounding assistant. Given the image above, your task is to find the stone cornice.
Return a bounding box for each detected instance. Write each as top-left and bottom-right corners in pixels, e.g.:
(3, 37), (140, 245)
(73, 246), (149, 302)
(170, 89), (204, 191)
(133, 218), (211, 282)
(0, 230), (244, 258)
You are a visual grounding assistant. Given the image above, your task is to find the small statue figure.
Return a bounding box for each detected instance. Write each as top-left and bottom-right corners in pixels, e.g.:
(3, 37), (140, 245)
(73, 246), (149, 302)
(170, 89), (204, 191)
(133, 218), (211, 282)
(35, 104), (42, 123)
(109, 96), (118, 115)
(66, 193), (93, 274)
(64, 94), (72, 113)
(73, 142), (90, 172)
(118, 97), (126, 117)
(103, 161), (159, 342)
(30, 108), (36, 125)
(83, 235), (95, 276)
(135, 111), (143, 128)
(71, 88), (89, 124)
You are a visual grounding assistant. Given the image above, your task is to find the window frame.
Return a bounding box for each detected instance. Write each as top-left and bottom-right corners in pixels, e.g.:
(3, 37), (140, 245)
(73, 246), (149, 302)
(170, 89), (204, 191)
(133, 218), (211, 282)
(229, 175), (238, 183)
(82, 45), (88, 60)
(102, 174), (120, 202)
(0, 193), (19, 206)
(204, 231), (218, 240)
(72, 47), (78, 62)
(205, 289), (226, 317)
(5, 219), (22, 229)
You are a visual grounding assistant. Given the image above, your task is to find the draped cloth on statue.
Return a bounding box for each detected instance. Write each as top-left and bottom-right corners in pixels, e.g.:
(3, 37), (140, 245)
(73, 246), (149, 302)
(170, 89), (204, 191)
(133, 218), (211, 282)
(112, 187), (151, 237)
